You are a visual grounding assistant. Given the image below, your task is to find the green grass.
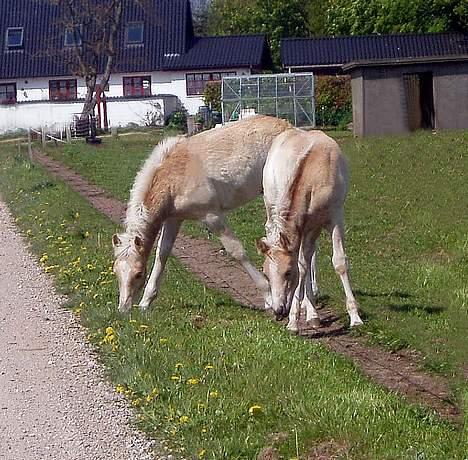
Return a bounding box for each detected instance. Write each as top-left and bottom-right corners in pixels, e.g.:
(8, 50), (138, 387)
(1, 140), (467, 458)
(44, 129), (468, 382)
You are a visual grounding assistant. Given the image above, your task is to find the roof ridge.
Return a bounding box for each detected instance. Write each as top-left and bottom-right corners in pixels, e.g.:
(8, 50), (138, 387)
(282, 31), (467, 42)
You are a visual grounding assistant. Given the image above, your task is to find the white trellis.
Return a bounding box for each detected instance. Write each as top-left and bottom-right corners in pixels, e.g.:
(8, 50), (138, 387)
(221, 72), (315, 127)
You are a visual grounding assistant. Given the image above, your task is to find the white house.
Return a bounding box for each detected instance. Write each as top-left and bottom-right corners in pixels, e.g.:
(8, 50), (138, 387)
(0, 0), (272, 133)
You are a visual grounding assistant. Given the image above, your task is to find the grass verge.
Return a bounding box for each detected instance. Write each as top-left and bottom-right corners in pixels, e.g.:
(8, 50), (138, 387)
(1, 140), (467, 458)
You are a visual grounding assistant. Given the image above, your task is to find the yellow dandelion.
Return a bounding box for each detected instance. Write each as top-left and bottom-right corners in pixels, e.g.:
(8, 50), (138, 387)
(198, 449), (206, 459)
(105, 326), (114, 335)
(139, 324), (149, 331)
(131, 398), (142, 407)
(129, 319), (137, 324)
(170, 375), (181, 383)
(39, 254), (48, 263)
(159, 337), (168, 344)
(209, 390), (219, 398)
(175, 363), (183, 370)
(201, 427), (207, 434)
(44, 265), (59, 273)
(187, 378), (199, 385)
(84, 231), (90, 237)
(179, 415), (189, 424)
(115, 384), (126, 394)
(204, 364), (214, 370)
(248, 405), (263, 416)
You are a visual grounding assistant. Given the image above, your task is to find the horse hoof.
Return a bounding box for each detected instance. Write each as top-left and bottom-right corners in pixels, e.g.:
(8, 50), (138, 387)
(307, 318), (321, 329)
(286, 324), (299, 334)
(350, 317), (364, 327)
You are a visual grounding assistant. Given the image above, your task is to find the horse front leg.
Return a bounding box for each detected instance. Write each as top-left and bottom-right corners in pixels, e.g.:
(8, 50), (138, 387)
(204, 213), (270, 304)
(139, 218), (182, 310)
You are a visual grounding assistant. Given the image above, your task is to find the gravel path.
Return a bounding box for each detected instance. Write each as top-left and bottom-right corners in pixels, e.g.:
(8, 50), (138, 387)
(0, 200), (162, 460)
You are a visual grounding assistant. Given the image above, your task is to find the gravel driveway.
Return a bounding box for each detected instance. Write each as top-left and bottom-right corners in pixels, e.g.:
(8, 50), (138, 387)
(0, 200), (162, 460)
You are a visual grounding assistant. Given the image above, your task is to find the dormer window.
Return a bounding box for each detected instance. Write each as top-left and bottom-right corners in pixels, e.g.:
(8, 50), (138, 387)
(126, 22), (143, 45)
(6, 27), (24, 49)
(64, 26), (82, 47)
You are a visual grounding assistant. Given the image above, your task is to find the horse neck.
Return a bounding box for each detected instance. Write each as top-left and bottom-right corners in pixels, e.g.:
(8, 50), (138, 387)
(125, 188), (171, 258)
(268, 208), (302, 253)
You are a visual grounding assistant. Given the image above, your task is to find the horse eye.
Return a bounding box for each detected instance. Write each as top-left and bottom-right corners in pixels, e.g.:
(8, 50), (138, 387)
(284, 270), (292, 279)
(135, 272), (144, 279)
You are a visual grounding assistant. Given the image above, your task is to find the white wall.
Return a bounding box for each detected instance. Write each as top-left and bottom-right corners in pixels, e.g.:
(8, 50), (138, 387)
(0, 98), (168, 133)
(0, 67), (251, 132)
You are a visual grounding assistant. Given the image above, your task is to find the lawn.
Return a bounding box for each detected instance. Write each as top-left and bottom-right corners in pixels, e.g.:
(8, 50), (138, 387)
(1, 136), (466, 458)
(44, 129), (468, 383)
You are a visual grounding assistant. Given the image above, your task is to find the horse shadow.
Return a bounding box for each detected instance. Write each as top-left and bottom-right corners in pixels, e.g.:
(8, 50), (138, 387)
(354, 289), (445, 315)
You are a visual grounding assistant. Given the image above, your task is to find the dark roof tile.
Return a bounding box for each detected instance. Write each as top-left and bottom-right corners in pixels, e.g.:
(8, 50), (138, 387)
(281, 33), (468, 68)
(162, 35), (269, 70)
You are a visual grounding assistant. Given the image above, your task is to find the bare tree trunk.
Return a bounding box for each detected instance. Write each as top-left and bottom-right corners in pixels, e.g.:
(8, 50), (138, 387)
(77, 0), (123, 120)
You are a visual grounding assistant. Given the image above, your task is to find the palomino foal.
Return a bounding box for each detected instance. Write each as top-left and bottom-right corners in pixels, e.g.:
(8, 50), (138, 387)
(112, 115), (293, 312)
(257, 128), (363, 330)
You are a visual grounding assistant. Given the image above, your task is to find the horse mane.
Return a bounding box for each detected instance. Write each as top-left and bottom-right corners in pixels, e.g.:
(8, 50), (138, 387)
(124, 136), (182, 237)
(265, 136), (316, 248)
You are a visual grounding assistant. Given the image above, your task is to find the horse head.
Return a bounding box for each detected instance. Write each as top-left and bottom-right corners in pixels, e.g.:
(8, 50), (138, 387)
(112, 234), (147, 312)
(256, 232), (298, 321)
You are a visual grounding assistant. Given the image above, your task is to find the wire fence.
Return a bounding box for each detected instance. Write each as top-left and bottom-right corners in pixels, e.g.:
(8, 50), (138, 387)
(222, 73), (315, 127)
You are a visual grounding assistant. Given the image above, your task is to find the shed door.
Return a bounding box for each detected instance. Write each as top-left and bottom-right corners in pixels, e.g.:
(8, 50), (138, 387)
(404, 73), (434, 131)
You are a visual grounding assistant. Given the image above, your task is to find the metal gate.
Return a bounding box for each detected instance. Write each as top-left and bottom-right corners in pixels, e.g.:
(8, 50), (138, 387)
(221, 73), (315, 127)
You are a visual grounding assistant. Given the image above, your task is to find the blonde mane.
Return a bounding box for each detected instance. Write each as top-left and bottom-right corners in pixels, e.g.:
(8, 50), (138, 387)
(124, 136), (182, 238)
(265, 134), (317, 248)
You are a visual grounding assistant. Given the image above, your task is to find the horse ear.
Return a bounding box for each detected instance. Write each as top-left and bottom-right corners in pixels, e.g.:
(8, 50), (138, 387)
(256, 237), (270, 255)
(134, 236), (144, 253)
(112, 234), (121, 247)
(279, 232), (290, 250)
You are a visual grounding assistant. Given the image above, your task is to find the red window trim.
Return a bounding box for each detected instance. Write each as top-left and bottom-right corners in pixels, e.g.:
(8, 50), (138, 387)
(186, 72), (236, 96)
(0, 82), (17, 104)
(123, 76), (152, 97)
(49, 79), (77, 101)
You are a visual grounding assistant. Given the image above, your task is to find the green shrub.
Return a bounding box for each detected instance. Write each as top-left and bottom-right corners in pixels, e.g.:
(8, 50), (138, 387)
(315, 75), (352, 128)
(166, 108), (188, 132)
(203, 81), (221, 112)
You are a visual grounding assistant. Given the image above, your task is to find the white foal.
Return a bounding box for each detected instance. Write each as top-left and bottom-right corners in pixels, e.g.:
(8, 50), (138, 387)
(257, 128), (363, 330)
(112, 115), (293, 312)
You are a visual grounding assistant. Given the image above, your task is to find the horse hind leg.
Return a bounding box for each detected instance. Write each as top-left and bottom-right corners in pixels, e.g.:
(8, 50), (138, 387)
(303, 238), (321, 328)
(310, 241), (319, 301)
(329, 213), (363, 327)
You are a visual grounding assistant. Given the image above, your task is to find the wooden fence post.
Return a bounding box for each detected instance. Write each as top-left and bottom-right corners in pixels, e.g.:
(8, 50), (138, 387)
(41, 126), (46, 148)
(28, 128), (33, 160)
(66, 125), (71, 143)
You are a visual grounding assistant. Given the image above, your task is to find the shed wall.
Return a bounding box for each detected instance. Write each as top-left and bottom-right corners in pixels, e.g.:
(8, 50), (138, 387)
(350, 62), (468, 136)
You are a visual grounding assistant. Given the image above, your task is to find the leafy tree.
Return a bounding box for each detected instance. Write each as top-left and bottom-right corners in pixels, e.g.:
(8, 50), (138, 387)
(326, 0), (468, 36)
(207, 0), (310, 66)
(306, 0), (331, 36)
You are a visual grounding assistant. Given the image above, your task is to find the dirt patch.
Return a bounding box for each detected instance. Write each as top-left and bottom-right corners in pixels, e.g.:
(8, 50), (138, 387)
(31, 149), (462, 422)
(307, 440), (350, 460)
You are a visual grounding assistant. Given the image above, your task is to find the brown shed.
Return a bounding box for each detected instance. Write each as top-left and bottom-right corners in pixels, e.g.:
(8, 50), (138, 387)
(281, 33), (468, 136)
